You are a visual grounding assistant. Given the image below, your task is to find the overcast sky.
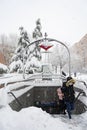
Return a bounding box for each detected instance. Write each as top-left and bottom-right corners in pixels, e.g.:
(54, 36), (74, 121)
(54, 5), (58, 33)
(0, 0), (87, 44)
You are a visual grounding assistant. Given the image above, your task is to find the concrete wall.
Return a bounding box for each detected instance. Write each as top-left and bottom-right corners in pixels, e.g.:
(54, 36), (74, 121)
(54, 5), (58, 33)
(34, 86), (58, 103)
(9, 86), (86, 114)
(9, 88), (34, 111)
(9, 86), (59, 111)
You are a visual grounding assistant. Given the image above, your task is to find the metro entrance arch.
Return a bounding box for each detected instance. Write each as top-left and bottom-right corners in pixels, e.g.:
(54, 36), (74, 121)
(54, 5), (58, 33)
(28, 35), (71, 77)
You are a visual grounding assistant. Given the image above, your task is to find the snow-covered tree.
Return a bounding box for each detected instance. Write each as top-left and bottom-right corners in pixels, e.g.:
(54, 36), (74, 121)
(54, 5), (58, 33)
(49, 43), (68, 73)
(32, 18), (42, 39)
(0, 34), (16, 65)
(25, 19), (42, 73)
(9, 19), (43, 74)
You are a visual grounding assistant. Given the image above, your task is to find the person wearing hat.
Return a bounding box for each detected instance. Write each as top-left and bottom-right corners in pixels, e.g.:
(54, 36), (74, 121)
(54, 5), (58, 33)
(61, 77), (76, 119)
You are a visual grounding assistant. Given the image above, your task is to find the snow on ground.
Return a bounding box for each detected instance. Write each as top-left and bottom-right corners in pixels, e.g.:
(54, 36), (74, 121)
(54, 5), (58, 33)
(0, 73), (87, 130)
(73, 73), (87, 95)
(0, 105), (87, 130)
(0, 73), (24, 84)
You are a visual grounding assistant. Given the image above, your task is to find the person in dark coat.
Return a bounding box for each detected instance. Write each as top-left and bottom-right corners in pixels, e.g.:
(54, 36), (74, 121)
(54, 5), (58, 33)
(61, 77), (76, 119)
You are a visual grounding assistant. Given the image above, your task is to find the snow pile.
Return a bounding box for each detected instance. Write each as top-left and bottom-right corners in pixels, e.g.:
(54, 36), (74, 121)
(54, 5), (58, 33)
(0, 106), (87, 130)
(0, 87), (8, 106)
(0, 73), (23, 84)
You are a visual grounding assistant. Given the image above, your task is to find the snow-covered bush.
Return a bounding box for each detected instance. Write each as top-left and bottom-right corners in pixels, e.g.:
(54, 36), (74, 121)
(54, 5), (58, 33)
(9, 60), (22, 73)
(0, 63), (9, 74)
(25, 57), (41, 74)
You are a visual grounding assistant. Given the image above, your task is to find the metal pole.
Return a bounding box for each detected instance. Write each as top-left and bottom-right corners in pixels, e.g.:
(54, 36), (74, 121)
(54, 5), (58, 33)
(22, 48), (25, 79)
(50, 39), (71, 76)
(23, 54), (25, 79)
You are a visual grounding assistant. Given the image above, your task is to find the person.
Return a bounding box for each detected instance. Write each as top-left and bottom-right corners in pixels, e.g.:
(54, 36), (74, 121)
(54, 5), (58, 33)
(57, 87), (66, 114)
(61, 77), (76, 119)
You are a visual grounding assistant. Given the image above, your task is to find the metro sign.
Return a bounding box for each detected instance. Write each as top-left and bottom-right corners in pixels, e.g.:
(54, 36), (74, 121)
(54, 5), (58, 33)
(39, 42), (53, 51)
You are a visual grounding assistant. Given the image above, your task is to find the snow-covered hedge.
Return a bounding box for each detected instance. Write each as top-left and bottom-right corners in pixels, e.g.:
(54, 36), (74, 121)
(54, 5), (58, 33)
(0, 63), (9, 74)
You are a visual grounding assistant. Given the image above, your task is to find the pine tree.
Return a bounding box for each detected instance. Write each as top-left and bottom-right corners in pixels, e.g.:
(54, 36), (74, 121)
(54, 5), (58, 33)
(9, 19), (43, 74)
(9, 27), (30, 73)
(25, 18), (42, 73)
(32, 18), (42, 39)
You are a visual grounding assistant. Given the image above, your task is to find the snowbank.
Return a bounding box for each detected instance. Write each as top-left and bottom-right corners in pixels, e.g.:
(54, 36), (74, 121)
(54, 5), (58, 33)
(0, 106), (87, 130)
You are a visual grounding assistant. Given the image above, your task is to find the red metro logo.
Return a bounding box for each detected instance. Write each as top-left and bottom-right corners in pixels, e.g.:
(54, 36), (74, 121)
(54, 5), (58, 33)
(39, 42), (53, 51)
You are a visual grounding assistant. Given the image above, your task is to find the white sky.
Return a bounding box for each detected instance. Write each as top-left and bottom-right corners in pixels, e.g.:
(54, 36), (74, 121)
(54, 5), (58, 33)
(0, 0), (87, 44)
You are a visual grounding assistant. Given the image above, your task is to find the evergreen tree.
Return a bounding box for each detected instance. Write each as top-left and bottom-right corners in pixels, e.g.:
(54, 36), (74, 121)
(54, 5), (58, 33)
(25, 18), (42, 73)
(9, 19), (43, 74)
(32, 18), (42, 39)
(9, 27), (30, 73)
